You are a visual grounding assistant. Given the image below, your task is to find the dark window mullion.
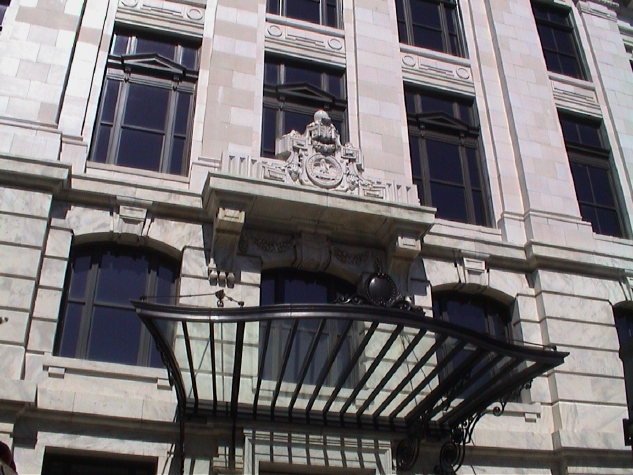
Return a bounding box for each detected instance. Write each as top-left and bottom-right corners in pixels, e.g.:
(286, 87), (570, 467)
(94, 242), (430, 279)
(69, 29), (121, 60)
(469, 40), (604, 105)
(108, 80), (132, 166)
(137, 263), (158, 366)
(458, 143), (476, 224)
(161, 86), (178, 174)
(418, 135), (433, 207)
(76, 256), (100, 359)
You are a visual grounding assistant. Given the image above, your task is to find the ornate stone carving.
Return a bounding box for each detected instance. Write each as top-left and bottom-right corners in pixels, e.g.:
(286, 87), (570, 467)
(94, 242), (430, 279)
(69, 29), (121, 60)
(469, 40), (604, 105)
(244, 232), (294, 254)
(208, 203), (245, 286)
(262, 111), (388, 197)
(332, 248), (374, 265)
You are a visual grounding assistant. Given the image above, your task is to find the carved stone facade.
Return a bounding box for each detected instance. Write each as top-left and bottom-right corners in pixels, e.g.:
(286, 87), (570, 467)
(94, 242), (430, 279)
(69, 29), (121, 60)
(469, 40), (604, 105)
(0, 1), (632, 475)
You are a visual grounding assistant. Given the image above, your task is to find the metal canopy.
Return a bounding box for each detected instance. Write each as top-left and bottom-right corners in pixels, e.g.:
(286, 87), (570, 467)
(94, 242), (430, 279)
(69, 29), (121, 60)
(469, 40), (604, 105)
(133, 298), (567, 442)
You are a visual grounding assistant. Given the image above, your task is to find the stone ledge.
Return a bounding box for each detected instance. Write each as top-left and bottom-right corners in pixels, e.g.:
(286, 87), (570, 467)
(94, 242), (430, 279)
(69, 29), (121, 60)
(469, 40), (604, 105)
(42, 355), (171, 388)
(0, 379), (36, 405)
(0, 155), (69, 193)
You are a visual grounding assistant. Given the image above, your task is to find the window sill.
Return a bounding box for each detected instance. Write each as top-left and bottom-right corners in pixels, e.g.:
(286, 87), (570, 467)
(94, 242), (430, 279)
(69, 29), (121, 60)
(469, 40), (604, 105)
(429, 218), (502, 241)
(400, 43), (470, 68)
(43, 354), (171, 390)
(548, 71), (594, 89)
(593, 231), (632, 245)
(85, 161), (190, 184)
(265, 13), (344, 37)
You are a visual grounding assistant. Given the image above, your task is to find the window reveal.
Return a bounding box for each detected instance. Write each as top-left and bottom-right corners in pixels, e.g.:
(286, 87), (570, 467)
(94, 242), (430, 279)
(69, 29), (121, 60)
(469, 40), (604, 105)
(90, 31), (198, 175)
(262, 57), (346, 158)
(405, 87), (489, 226)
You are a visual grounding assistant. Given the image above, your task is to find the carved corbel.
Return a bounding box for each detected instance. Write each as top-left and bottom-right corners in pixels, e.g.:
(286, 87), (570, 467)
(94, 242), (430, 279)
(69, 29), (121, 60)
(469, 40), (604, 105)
(114, 197), (152, 237)
(387, 229), (422, 291)
(208, 202), (245, 286)
(455, 251), (489, 287)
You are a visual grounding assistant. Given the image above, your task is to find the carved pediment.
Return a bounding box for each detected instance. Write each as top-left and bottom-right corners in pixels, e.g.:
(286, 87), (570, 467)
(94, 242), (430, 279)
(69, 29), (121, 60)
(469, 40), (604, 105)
(274, 83), (337, 104)
(415, 112), (475, 133)
(118, 53), (189, 77)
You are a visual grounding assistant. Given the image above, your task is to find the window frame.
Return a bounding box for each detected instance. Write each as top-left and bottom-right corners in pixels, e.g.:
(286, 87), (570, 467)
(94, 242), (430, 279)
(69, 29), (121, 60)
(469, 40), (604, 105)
(560, 114), (625, 238)
(90, 30), (199, 176)
(531, 1), (587, 80)
(615, 306), (633, 419)
(0, 1), (9, 29)
(262, 56), (347, 158)
(259, 268), (356, 387)
(405, 86), (490, 226)
(267, 0), (341, 28)
(395, 0), (465, 57)
(433, 291), (514, 398)
(54, 244), (180, 368)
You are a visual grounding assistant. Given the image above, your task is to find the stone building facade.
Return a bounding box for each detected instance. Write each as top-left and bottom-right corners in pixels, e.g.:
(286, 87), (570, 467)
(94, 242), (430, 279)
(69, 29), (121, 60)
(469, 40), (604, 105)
(0, 0), (632, 474)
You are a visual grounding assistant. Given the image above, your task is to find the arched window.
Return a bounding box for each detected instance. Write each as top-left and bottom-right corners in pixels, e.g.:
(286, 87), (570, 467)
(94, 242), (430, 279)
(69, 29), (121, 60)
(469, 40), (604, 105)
(55, 244), (179, 367)
(433, 291), (511, 340)
(259, 269), (355, 385)
(615, 306), (633, 418)
(433, 291), (512, 395)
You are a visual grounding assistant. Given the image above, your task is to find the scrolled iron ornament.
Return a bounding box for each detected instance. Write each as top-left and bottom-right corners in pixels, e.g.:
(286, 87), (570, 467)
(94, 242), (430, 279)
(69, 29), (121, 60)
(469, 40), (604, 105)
(396, 437), (420, 471)
(434, 439), (465, 475)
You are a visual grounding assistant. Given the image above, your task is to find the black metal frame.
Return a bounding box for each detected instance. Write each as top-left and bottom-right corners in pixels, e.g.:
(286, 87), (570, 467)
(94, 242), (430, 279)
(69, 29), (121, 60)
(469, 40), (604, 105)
(134, 287), (566, 473)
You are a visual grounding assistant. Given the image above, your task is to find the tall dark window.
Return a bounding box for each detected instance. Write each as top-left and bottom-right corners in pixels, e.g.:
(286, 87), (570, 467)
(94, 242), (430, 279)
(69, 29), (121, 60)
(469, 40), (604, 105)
(615, 307), (633, 419)
(0, 0), (10, 29)
(560, 115), (624, 237)
(90, 30), (198, 175)
(433, 292), (512, 396)
(395, 0), (464, 57)
(267, 0), (340, 28)
(260, 269), (355, 386)
(55, 244), (179, 367)
(262, 56), (346, 158)
(405, 86), (489, 226)
(532, 1), (586, 79)
(42, 452), (156, 475)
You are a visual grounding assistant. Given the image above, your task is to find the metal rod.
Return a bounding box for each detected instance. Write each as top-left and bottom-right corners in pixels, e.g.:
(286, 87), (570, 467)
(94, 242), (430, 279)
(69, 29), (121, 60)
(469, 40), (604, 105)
(322, 321), (379, 418)
(253, 319), (272, 419)
(182, 322), (199, 412)
(340, 325), (405, 418)
(271, 319), (299, 418)
(305, 319), (354, 418)
(288, 318), (327, 417)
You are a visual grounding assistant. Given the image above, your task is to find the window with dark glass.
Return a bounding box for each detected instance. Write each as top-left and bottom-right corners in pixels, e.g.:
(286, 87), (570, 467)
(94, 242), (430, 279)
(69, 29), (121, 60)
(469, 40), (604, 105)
(532, 1), (586, 79)
(560, 115), (624, 237)
(260, 269), (355, 386)
(405, 86), (489, 226)
(395, 0), (464, 57)
(55, 244), (179, 367)
(90, 30), (198, 175)
(0, 0), (10, 28)
(615, 307), (633, 419)
(433, 292), (512, 396)
(262, 56), (346, 158)
(267, 0), (340, 28)
(42, 452), (156, 475)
